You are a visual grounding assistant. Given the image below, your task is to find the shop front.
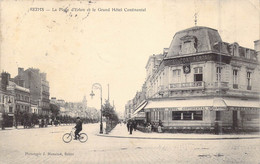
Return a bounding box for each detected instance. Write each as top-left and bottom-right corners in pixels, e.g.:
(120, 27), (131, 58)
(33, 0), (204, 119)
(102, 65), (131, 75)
(143, 98), (260, 133)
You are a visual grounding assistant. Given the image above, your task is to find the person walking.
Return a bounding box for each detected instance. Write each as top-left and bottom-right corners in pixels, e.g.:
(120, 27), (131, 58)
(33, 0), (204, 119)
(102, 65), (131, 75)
(127, 121), (130, 132)
(129, 121), (133, 135)
(133, 121), (137, 131)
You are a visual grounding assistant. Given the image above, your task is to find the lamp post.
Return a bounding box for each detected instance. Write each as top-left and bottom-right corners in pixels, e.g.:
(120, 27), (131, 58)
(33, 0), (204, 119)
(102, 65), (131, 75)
(90, 83), (103, 134)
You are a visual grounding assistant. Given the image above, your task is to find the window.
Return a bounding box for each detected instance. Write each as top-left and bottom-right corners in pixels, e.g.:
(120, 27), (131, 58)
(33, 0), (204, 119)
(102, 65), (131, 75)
(194, 67), (203, 82)
(172, 111), (182, 120)
(233, 70), (238, 89)
(9, 107), (13, 113)
(247, 72), (252, 90)
(173, 69), (181, 83)
(183, 111), (192, 120)
(172, 111), (203, 121)
(193, 111), (203, 120)
(216, 67), (222, 82)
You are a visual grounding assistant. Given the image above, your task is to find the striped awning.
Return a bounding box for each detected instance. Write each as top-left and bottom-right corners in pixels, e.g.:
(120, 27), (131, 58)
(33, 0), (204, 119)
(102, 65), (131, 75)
(133, 101), (148, 115)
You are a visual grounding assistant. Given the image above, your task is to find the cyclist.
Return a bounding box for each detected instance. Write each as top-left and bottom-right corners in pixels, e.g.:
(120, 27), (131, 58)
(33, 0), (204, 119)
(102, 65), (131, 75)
(74, 117), (83, 140)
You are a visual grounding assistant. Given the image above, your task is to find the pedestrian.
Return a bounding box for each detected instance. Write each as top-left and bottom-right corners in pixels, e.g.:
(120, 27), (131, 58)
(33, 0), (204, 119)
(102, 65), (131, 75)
(129, 121), (133, 135)
(214, 121), (219, 135)
(151, 122), (155, 132)
(158, 125), (162, 133)
(127, 121), (130, 132)
(41, 119), (44, 128)
(147, 123), (152, 133)
(133, 121), (137, 131)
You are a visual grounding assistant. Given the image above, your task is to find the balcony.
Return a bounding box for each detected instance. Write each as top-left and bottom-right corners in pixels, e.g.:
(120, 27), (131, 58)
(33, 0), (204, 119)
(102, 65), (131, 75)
(206, 82), (229, 90)
(169, 81), (205, 91)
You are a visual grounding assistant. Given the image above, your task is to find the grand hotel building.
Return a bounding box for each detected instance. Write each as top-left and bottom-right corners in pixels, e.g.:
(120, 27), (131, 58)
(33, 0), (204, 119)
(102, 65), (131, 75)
(129, 26), (260, 132)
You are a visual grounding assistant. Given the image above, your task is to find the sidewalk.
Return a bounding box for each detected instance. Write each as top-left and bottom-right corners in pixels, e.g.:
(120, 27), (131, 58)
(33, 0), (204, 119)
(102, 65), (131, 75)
(97, 124), (260, 140)
(0, 124), (74, 131)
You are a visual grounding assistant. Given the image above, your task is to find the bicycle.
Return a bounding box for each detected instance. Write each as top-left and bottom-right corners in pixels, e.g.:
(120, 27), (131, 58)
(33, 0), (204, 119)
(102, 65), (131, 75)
(62, 128), (88, 143)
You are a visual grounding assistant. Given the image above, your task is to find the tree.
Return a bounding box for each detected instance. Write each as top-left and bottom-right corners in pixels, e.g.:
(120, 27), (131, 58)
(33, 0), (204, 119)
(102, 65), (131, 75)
(102, 100), (119, 133)
(31, 113), (38, 125)
(50, 103), (60, 119)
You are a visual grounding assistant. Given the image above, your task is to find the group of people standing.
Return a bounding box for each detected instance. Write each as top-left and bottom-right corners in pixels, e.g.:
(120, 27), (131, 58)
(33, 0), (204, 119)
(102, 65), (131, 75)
(126, 120), (137, 135)
(126, 120), (164, 134)
(145, 120), (163, 133)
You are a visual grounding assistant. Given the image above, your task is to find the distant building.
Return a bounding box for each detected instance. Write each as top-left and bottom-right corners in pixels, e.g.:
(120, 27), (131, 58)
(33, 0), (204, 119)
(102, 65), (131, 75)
(14, 68), (50, 116)
(0, 72), (16, 127)
(130, 26), (260, 132)
(8, 81), (30, 113)
(125, 100), (133, 120)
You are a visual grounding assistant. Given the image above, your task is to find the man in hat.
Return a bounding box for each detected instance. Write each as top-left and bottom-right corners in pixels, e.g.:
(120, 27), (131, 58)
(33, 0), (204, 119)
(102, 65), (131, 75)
(74, 117), (83, 140)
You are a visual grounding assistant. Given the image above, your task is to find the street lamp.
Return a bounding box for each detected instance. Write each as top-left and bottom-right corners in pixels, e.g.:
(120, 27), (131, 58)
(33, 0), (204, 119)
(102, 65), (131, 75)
(90, 83), (103, 134)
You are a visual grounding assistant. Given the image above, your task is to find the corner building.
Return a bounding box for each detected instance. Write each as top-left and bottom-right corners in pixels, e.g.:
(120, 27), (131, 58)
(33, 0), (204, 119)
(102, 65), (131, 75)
(137, 26), (260, 132)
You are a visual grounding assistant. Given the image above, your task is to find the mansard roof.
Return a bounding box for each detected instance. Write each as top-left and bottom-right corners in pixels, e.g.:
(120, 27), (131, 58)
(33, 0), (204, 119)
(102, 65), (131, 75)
(166, 26), (224, 57)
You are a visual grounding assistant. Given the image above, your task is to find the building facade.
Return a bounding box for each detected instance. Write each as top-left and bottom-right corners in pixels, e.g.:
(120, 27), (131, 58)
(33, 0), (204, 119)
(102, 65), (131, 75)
(125, 100), (133, 120)
(0, 72), (16, 127)
(14, 68), (50, 116)
(8, 80), (31, 126)
(131, 26), (260, 132)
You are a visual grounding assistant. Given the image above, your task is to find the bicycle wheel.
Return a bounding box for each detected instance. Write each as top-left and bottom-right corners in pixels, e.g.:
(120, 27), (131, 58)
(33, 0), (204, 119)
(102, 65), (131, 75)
(62, 133), (72, 143)
(78, 133), (88, 143)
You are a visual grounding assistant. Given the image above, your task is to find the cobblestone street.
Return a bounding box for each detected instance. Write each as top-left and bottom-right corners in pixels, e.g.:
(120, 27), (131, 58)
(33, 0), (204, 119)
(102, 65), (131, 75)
(0, 123), (260, 164)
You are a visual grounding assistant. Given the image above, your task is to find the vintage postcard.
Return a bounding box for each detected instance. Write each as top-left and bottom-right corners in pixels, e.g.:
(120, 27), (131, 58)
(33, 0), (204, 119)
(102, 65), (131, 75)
(0, 0), (259, 163)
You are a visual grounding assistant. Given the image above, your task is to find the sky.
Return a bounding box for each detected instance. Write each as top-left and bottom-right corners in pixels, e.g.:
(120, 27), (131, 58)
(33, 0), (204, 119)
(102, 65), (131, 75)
(0, 0), (259, 114)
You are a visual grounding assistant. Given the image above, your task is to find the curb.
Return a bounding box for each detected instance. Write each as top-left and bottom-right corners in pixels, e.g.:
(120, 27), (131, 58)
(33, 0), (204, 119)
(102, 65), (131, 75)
(96, 134), (260, 140)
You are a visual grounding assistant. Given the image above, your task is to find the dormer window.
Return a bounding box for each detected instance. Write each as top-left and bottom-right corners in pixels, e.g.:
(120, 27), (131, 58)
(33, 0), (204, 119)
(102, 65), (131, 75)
(233, 43), (239, 57)
(246, 49), (250, 59)
(180, 35), (197, 55)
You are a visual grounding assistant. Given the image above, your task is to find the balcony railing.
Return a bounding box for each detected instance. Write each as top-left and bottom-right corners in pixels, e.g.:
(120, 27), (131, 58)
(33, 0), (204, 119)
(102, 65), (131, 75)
(169, 81), (205, 90)
(206, 82), (229, 90)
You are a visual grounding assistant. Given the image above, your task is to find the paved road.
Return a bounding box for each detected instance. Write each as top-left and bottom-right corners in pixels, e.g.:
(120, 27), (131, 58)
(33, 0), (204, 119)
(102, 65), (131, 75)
(0, 123), (260, 164)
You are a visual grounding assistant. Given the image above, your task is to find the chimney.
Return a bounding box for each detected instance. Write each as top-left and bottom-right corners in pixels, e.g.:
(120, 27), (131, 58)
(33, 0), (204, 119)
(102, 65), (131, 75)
(19, 79), (25, 87)
(254, 40), (260, 54)
(1, 72), (10, 90)
(40, 73), (46, 80)
(254, 40), (260, 62)
(18, 67), (24, 76)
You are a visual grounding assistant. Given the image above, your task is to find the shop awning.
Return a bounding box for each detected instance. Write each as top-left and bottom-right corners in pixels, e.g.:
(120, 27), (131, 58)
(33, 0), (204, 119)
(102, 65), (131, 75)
(224, 99), (260, 108)
(133, 101), (148, 115)
(144, 98), (260, 111)
(144, 99), (214, 109)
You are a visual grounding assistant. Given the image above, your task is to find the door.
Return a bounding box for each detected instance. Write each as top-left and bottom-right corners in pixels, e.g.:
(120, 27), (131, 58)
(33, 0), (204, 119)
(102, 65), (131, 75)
(146, 112), (151, 123)
(233, 111), (238, 129)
